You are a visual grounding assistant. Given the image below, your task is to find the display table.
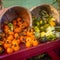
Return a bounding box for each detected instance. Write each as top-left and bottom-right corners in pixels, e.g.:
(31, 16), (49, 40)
(0, 39), (60, 60)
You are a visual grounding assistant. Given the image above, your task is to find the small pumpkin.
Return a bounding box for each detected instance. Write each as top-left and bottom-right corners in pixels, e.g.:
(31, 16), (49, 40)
(7, 47), (13, 54)
(17, 17), (21, 22)
(7, 35), (14, 41)
(4, 43), (11, 49)
(32, 40), (38, 47)
(26, 42), (31, 48)
(12, 44), (20, 52)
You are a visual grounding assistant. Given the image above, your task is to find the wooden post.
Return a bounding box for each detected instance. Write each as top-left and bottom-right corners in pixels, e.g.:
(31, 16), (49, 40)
(0, 0), (3, 10)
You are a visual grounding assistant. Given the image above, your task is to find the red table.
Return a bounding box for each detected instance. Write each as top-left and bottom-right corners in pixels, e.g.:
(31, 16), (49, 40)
(0, 39), (60, 60)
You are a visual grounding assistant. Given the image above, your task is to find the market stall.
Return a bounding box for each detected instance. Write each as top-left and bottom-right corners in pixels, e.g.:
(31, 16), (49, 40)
(0, 0), (60, 60)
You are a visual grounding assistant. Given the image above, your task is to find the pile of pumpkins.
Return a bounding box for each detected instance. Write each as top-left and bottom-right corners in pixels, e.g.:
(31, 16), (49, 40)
(0, 17), (38, 54)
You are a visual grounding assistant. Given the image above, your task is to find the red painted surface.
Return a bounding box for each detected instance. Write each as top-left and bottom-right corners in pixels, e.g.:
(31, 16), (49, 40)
(47, 50), (60, 60)
(0, 39), (60, 60)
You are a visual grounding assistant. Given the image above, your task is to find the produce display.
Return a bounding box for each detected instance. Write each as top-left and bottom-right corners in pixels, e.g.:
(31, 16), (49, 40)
(32, 10), (57, 42)
(0, 8), (59, 55)
(0, 17), (38, 54)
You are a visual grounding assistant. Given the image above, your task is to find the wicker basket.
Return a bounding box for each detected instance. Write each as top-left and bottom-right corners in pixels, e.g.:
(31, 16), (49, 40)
(0, 6), (32, 32)
(30, 4), (59, 25)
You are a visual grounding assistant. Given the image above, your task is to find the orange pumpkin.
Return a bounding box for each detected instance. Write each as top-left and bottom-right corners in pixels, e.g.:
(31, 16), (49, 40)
(4, 25), (9, 33)
(7, 35), (14, 41)
(17, 17), (21, 22)
(12, 39), (19, 45)
(20, 36), (26, 43)
(12, 44), (20, 52)
(16, 39), (20, 44)
(9, 31), (14, 35)
(14, 27), (20, 33)
(30, 35), (35, 40)
(7, 47), (13, 54)
(26, 37), (32, 43)
(4, 43), (11, 49)
(4, 25), (9, 29)
(26, 29), (33, 36)
(26, 42), (31, 48)
(5, 40), (11, 44)
(32, 40), (38, 47)
(14, 33), (19, 38)
(4, 29), (9, 33)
